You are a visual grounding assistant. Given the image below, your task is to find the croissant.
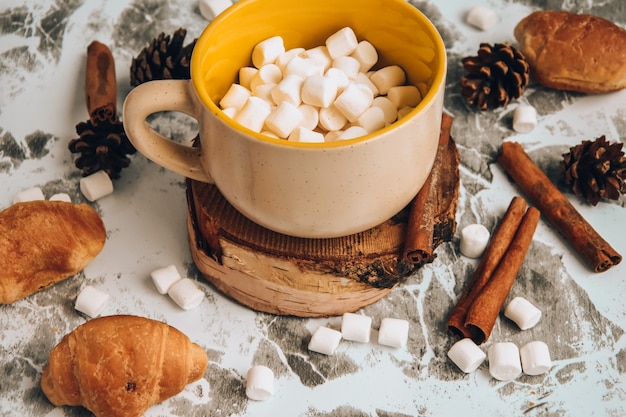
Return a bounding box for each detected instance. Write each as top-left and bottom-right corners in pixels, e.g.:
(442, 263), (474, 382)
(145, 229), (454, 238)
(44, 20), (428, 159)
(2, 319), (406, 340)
(0, 200), (106, 304)
(41, 315), (208, 417)
(514, 11), (626, 94)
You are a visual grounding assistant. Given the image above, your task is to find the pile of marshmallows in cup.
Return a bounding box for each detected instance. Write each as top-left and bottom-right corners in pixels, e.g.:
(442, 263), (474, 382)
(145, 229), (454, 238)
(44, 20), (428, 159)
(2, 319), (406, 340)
(219, 26), (423, 142)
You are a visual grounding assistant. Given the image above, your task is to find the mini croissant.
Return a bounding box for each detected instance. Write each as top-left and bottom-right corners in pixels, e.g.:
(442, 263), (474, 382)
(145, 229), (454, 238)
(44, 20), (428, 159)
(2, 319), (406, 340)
(41, 315), (208, 417)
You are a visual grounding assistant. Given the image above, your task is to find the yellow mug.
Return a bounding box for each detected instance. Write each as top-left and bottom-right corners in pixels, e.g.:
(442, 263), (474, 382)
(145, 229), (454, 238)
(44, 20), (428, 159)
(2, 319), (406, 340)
(122, 0), (446, 238)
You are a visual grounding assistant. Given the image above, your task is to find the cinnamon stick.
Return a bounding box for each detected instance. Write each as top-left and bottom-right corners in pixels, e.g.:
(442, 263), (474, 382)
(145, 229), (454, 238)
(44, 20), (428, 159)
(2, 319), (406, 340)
(85, 41), (117, 123)
(447, 196), (528, 339)
(464, 206), (540, 344)
(403, 113), (455, 264)
(498, 141), (622, 273)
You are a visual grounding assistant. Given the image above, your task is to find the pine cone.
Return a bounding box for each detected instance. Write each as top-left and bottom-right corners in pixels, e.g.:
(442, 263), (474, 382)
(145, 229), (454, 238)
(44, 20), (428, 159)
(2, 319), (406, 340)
(68, 117), (137, 180)
(460, 42), (530, 110)
(130, 28), (197, 87)
(561, 135), (626, 206)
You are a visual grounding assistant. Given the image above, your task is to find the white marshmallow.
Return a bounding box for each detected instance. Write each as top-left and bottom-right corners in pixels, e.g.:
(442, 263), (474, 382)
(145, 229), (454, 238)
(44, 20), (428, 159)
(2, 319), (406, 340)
(80, 170), (113, 202)
(355, 106), (386, 133)
(354, 72), (379, 96)
(387, 85), (422, 109)
(238, 67), (258, 89)
(338, 126), (368, 140)
(513, 104), (538, 133)
(308, 326), (343, 355)
(325, 67), (350, 92)
(370, 65), (406, 95)
(319, 106), (348, 132)
(324, 130), (343, 142)
(49, 193), (72, 203)
(288, 127), (325, 143)
(325, 27), (359, 58)
(150, 264), (182, 295)
(397, 106), (413, 119)
(341, 312), (372, 343)
(332, 56), (360, 80)
(167, 278), (205, 310)
(246, 365), (274, 401)
(504, 296), (542, 330)
(265, 102), (304, 138)
(378, 317), (409, 348)
(252, 36), (285, 68)
(301, 46), (332, 72)
(372, 96), (398, 124)
(298, 104), (319, 130)
(222, 107), (237, 119)
(285, 56), (325, 78)
(271, 74), (304, 107)
(447, 338), (487, 373)
(249, 64), (282, 91)
(219, 83), (251, 110)
(275, 48), (305, 72)
(488, 342), (522, 381)
(520, 341), (552, 375)
(350, 40), (378, 72)
(234, 97), (272, 132)
(251, 83), (277, 104)
(198, 0), (232, 20)
(466, 5), (498, 31)
(260, 131), (280, 139)
(333, 82), (374, 123)
(13, 187), (45, 203)
(301, 75), (338, 108)
(460, 223), (491, 258)
(75, 285), (109, 318)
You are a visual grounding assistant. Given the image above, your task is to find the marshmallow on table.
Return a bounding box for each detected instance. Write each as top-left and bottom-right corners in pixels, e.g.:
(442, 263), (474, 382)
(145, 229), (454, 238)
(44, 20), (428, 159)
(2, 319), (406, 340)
(301, 75), (338, 108)
(234, 97), (272, 132)
(466, 5), (498, 31)
(49, 193), (72, 203)
(447, 338), (486, 373)
(288, 127), (325, 143)
(80, 170), (113, 202)
(460, 223), (491, 258)
(167, 278), (205, 310)
(504, 296), (542, 330)
(13, 186), (45, 203)
(265, 102), (304, 138)
(520, 341), (552, 375)
(325, 27), (359, 59)
(151, 264), (182, 295)
(252, 36), (285, 68)
(246, 365), (274, 401)
(75, 285), (109, 318)
(370, 65), (406, 95)
(198, 0), (232, 20)
(350, 40), (378, 72)
(333, 83), (374, 123)
(378, 317), (409, 348)
(513, 104), (538, 133)
(308, 326), (343, 355)
(341, 312), (372, 343)
(488, 342), (522, 381)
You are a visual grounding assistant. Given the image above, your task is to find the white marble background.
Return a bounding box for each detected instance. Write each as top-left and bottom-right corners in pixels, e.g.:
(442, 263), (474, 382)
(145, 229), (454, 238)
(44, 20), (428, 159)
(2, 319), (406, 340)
(1, 0), (625, 416)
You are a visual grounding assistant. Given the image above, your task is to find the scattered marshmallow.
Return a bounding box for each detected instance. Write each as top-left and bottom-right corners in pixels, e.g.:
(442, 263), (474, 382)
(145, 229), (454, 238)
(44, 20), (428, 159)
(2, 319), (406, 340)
(198, 0), (232, 20)
(246, 365), (274, 401)
(308, 325), (343, 355)
(80, 170), (113, 202)
(520, 341), (552, 375)
(325, 27), (359, 59)
(75, 285), (109, 318)
(252, 36), (285, 68)
(49, 193), (72, 203)
(466, 5), (498, 31)
(167, 278), (205, 310)
(288, 127), (325, 143)
(234, 97), (272, 132)
(387, 85), (422, 109)
(513, 104), (538, 133)
(370, 65), (406, 95)
(150, 264), (182, 295)
(447, 338), (486, 373)
(13, 187), (45, 203)
(504, 296), (542, 330)
(378, 317), (409, 348)
(488, 342), (522, 381)
(350, 40), (378, 72)
(459, 223), (490, 258)
(265, 102), (304, 138)
(219, 83), (251, 111)
(341, 312), (372, 343)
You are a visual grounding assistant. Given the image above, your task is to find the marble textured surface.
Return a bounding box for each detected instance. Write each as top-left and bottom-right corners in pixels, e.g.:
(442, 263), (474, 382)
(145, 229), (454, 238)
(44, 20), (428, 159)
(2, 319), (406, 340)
(1, 0), (625, 416)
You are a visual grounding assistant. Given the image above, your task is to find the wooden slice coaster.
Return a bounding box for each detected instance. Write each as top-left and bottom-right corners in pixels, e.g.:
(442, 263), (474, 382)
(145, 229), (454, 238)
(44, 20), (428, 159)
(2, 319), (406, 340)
(187, 115), (459, 317)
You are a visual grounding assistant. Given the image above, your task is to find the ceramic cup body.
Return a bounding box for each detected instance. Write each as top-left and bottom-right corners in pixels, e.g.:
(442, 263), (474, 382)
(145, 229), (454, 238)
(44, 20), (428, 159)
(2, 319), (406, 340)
(123, 0), (447, 238)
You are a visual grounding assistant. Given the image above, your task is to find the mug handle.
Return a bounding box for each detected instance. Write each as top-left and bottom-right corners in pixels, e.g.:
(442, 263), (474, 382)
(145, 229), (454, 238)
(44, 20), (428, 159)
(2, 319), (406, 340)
(122, 79), (213, 183)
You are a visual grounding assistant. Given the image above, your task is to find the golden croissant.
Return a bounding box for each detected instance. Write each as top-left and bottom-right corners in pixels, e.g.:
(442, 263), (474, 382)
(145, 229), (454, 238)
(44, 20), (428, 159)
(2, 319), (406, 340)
(41, 315), (208, 417)
(0, 200), (106, 304)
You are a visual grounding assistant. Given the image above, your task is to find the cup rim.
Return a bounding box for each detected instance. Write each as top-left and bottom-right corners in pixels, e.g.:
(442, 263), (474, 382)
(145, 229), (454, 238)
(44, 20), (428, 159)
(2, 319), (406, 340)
(192, 0), (447, 149)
